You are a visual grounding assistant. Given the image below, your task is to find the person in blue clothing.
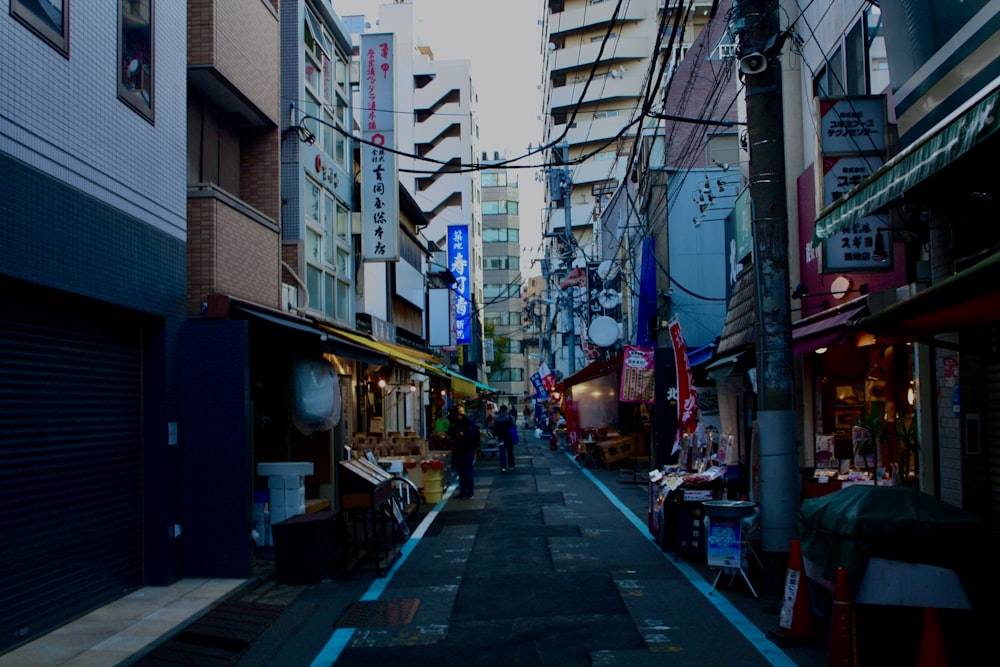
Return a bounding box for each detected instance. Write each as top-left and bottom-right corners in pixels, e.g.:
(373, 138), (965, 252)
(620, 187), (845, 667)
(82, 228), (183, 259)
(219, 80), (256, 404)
(492, 404), (514, 472)
(447, 404), (479, 498)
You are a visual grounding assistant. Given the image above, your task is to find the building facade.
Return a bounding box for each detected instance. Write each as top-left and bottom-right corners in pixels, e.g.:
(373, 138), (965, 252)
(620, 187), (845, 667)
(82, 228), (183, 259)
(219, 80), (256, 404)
(1, 1), (188, 651)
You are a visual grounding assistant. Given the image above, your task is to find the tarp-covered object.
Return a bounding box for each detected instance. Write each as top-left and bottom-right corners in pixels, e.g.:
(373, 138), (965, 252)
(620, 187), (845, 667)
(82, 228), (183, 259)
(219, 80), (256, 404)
(798, 485), (986, 597)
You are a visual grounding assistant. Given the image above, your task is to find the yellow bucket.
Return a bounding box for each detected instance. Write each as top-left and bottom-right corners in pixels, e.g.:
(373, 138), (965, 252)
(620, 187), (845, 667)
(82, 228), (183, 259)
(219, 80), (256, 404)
(423, 468), (444, 503)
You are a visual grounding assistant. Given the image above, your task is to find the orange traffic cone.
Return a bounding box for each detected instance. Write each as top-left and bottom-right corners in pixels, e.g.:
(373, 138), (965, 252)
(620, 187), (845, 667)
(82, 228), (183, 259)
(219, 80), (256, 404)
(918, 607), (948, 667)
(826, 566), (855, 667)
(769, 539), (814, 645)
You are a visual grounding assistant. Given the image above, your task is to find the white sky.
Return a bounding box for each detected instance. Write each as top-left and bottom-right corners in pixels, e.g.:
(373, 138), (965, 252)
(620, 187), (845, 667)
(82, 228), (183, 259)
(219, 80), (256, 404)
(332, 0), (547, 277)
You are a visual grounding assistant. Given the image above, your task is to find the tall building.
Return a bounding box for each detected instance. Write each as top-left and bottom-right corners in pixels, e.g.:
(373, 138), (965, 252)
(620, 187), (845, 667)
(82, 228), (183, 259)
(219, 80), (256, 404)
(1, 1), (188, 650)
(346, 1), (485, 383)
(540, 0), (716, 261)
(539, 0), (717, 379)
(481, 151), (527, 407)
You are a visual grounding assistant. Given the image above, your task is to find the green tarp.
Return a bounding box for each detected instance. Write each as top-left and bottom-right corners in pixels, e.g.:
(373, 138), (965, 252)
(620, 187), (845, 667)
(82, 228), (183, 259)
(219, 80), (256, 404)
(798, 485), (986, 596)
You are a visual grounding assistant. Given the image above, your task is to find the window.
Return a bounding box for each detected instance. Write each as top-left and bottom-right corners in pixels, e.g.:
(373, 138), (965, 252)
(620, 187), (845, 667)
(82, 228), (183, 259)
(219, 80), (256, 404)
(11, 0), (69, 56)
(489, 368), (525, 383)
(482, 172), (508, 187)
(483, 228), (520, 243)
(484, 256), (520, 271)
(814, 7), (887, 99)
(119, 0), (154, 122)
(304, 9), (351, 171)
(484, 283), (519, 299)
(305, 176), (352, 324)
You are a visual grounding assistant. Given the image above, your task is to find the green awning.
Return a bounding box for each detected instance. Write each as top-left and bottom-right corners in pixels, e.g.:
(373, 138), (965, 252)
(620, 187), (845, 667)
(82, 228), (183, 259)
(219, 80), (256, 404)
(813, 84), (1000, 245)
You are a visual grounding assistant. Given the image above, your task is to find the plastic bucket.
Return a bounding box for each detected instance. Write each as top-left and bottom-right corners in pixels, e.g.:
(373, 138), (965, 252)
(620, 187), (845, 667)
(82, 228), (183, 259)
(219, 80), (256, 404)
(423, 468), (444, 503)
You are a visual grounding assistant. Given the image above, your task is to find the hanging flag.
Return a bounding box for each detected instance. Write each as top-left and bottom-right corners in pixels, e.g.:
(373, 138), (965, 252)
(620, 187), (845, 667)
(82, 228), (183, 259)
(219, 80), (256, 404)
(538, 361), (556, 392)
(668, 319), (699, 436)
(636, 236), (657, 347)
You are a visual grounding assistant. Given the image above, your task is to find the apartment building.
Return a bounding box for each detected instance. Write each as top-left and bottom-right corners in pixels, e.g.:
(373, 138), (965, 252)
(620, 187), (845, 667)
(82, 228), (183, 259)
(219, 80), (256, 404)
(1, 2), (188, 651)
(481, 152), (527, 406)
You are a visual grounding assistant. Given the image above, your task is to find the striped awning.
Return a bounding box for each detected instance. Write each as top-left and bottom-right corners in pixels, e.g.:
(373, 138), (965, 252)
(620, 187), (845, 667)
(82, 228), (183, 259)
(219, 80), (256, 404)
(813, 82), (1000, 244)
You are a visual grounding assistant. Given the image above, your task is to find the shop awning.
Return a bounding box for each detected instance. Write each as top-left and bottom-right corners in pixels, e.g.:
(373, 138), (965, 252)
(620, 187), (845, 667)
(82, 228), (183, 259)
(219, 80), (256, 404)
(687, 342), (716, 367)
(791, 301), (868, 355)
(813, 82), (1000, 243)
(429, 365), (492, 399)
(852, 252), (1000, 345)
(557, 354), (623, 392)
(226, 302), (389, 365)
(705, 352), (744, 380)
(320, 326), (449, 378)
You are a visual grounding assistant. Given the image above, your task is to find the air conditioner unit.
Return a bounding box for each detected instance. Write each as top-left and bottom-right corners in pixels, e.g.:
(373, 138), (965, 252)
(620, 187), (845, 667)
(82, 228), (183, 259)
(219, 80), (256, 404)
(282, 284), (299, 313)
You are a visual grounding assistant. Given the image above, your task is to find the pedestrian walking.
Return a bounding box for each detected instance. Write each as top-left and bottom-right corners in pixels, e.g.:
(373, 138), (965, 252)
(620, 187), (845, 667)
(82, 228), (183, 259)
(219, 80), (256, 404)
(492, 405), (514, 472)
(506, 404), (520, 469)
(447, 405), (479, 498)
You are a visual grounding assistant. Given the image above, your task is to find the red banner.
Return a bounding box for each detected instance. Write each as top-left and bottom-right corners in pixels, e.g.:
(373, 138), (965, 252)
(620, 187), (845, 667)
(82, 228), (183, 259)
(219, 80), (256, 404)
(619, 345), (655, 403)
(668, 320), (698, 435)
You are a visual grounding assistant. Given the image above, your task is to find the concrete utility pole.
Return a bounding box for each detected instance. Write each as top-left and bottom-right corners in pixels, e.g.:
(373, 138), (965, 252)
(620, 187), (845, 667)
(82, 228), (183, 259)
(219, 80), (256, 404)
(738, 0), (798, 556)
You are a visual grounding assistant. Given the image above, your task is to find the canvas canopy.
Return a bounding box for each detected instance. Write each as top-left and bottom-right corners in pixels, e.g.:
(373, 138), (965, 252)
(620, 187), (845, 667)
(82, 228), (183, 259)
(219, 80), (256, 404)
(798, 485), (986, 597)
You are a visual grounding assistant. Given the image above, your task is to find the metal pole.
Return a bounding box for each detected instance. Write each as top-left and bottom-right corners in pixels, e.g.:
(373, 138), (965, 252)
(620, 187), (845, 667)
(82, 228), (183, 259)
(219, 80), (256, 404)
(739, 0), (798, 556)
(562, 143), (576, 375)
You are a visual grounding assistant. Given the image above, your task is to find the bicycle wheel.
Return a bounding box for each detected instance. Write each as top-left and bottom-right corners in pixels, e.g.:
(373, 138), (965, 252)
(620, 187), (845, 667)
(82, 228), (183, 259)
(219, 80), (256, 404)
(389, 475), (423, 519)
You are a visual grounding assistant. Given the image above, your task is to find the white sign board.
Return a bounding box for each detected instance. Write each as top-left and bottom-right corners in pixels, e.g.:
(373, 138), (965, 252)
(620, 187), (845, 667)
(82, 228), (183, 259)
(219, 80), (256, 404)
(360, 34), (399, 262)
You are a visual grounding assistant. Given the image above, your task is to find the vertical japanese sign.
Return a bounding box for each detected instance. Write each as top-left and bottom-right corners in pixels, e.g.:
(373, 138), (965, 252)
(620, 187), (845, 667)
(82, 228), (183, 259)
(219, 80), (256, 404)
(821, 156), (889, 270)
(668, 319), (698, 436)
(619, 345), (655, 403)
(361, 34), (399, 262)
(447, 225), (471, 344)
(818, 96), (888, 271)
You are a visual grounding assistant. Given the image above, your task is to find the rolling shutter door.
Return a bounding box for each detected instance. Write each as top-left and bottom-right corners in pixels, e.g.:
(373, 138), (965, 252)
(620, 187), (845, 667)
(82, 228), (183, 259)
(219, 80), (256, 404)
(0, 283), (143, 653)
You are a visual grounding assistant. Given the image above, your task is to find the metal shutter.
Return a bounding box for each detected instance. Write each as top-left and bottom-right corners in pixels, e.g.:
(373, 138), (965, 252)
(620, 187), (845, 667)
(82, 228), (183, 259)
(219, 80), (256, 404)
(0, 282), (143, 653)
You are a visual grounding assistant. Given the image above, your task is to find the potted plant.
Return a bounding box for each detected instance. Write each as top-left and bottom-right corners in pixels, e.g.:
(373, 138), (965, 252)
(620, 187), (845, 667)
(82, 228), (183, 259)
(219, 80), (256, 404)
(848, 406), (886, 479)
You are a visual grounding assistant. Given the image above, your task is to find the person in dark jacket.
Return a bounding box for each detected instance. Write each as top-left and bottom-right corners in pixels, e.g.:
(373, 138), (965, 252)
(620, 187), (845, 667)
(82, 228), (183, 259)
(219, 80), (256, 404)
(447, 405), (479, 498)
(492, 405), (514, 472)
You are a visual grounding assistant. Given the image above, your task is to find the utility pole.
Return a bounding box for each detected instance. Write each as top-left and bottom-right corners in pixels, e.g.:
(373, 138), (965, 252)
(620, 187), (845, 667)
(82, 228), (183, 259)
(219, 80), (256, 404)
(738, 0), (798, 558)
(561, 143), (577, 376)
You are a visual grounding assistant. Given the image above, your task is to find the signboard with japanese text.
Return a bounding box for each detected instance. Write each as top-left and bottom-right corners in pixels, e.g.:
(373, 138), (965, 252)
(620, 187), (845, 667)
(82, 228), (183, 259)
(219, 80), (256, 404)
(447, 225), (472, 345)
(819, 96), (887, 156)
(361, 34), (399, 262)
(821, 156), (891, 271)
(619, 345), (654, 404)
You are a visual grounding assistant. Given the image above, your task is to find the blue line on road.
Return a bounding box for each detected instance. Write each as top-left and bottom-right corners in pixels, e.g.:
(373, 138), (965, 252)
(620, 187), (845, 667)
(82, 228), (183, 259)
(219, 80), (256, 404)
(574, 456), (798, 667)
(308, 483), (459, 666)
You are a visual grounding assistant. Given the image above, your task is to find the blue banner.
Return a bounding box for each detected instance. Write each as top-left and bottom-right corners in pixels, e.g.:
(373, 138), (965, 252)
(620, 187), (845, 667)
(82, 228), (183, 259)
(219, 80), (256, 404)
(447, 225), (472, 345)
(530, 372), (548, 399)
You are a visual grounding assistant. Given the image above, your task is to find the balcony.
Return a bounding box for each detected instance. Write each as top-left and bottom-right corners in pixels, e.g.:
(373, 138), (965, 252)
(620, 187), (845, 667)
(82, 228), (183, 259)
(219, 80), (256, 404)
(188, 0), (280, 127)
(550, 36), (650, 73)
(549, 0), (647, 37)
(187, 184), (281, 315)
(549, 75), (643, 111)
(563, 114), (631, 145)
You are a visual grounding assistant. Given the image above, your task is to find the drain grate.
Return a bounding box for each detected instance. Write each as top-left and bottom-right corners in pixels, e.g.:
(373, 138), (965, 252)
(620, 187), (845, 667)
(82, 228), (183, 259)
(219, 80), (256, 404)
(335, 598), (421, 628)
(133, 600), (284, 666)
